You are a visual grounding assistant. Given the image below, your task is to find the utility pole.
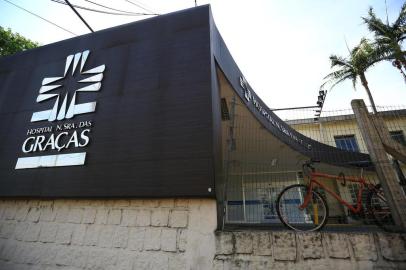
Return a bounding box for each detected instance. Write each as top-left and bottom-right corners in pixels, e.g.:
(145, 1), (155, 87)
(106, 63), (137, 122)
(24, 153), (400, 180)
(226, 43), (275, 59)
(352, 99), (406, 229)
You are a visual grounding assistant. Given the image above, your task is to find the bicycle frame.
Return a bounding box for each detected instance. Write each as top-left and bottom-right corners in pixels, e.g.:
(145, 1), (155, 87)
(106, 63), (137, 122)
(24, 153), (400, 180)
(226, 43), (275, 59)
(300, 171), (370, 214)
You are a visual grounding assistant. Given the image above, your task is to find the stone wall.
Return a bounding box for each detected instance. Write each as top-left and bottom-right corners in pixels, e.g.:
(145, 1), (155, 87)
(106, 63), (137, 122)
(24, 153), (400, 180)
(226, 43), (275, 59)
(1, 198), (406, 270)
(0, 198), (217, 270)
(214, 231), (406, 270)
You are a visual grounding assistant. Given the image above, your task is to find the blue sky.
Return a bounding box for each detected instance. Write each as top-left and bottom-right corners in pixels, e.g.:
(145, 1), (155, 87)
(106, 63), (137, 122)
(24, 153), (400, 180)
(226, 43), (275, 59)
(1, 0), (406, 116)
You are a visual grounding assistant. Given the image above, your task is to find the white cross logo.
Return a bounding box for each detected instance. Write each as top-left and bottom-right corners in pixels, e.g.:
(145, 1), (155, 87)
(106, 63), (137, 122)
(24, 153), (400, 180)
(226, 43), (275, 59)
(31, 50), (105, 122)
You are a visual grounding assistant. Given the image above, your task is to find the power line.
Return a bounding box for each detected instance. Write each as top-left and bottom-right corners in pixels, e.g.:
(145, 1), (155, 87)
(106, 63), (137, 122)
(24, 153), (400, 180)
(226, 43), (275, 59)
(1, 0), (77, 36)
(65, 0), (94, 33)
(51, 0), (157, 16)
(125, 0), (158, 15)
(84, 0), (148, 15)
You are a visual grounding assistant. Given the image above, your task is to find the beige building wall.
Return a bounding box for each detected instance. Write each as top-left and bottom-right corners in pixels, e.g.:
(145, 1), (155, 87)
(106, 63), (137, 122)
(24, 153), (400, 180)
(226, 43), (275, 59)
(289, 114), (406, 179)
(289, 115), (406, 155)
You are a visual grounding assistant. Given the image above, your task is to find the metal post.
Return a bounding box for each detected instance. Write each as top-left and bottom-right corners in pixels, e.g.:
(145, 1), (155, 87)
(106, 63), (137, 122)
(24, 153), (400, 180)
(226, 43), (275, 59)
(242, 175), (246, 222)
(65, 0), (94, 33)
(319, 120), (327, 144)
(221, 96), (237, 229)
(351, 99), (406, 229)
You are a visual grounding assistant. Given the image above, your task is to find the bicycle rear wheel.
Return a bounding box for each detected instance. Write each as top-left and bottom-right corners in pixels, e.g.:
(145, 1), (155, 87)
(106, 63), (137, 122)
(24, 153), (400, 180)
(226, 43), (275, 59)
(367, 184), (397, 232)
(276, 184), (328, 231)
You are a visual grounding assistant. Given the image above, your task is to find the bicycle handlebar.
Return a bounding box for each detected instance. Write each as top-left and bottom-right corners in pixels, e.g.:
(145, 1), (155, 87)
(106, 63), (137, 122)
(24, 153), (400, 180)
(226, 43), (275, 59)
(303, 159), (320, 168)
(303, 160), (348, 187)
(302, 159), (320, 174)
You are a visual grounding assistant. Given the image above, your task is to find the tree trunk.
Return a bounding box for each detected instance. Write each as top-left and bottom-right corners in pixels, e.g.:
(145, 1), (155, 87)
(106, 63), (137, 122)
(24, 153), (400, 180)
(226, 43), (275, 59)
(359, 72), (378, 114)
(400, 68), (406, 84)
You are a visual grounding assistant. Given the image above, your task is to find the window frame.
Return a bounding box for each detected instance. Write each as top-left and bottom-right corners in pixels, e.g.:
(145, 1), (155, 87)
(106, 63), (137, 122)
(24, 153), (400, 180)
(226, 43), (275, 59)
(334, 134), (360, 152)
(389, 130), (406, 146)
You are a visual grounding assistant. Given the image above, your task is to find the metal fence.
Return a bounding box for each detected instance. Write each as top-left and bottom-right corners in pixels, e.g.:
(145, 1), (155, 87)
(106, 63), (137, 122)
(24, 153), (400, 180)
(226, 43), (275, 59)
(221, 97), (406, 230)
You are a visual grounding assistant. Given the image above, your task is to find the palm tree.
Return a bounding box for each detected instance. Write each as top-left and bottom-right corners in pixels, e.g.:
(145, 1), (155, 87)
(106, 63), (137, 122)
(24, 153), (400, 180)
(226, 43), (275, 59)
(322, 38), (379, 114)
(362, 3), (406, 79)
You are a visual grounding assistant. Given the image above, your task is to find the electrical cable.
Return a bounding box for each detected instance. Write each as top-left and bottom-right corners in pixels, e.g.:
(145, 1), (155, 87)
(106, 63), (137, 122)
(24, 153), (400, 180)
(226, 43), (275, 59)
(51, 0), (157, 16)
(65, 0), (94, 32)
(1, 0), (77, 36)
(84, 0), (143, 15)
(124, 0), (158, 15)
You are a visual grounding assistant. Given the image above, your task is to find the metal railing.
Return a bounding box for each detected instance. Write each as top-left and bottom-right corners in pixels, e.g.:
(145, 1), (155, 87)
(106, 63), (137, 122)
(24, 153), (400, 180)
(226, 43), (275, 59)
(221, 97), (406, 229)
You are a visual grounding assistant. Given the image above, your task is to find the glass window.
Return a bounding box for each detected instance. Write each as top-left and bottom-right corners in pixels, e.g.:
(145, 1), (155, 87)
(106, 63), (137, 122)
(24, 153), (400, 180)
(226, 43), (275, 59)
(390, 131), (406, 146)
(334, 135), (359, 152)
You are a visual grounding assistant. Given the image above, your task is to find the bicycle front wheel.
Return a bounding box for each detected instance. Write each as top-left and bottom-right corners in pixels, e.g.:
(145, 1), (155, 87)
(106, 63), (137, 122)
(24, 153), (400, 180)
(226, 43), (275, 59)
(276, 184), (329, 231)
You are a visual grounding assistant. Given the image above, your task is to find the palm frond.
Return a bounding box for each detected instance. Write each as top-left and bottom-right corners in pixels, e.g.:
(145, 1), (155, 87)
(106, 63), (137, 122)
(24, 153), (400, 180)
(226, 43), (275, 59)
(351, 38), (381, 71)
(372, 41), (394, 56)
(352, 76), (357, 89)
(323, 69), (352, 81)
(363, 7), (390, 37)
(329, 55), (352, 69)
(321, 73), (355, 91)
(393, 2), (406, 28)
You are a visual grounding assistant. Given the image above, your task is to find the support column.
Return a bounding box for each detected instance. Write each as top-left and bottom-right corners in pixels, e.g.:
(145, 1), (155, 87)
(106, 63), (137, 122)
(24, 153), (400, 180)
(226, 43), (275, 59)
(351, 99), (406, 229)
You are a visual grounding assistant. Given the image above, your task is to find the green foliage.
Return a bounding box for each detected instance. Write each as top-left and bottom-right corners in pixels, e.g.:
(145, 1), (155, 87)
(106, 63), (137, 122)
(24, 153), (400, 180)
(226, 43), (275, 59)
(322, 38), (377, 90)
(322, 38), (379, 113)
(0, 26), (39, 57)
(322, 2), (406, 113)
(361, 4), (406, 67)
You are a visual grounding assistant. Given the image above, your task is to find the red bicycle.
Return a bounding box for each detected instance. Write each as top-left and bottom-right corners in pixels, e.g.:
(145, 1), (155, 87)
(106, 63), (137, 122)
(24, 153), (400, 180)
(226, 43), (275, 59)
(276, 160), (394, 231)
